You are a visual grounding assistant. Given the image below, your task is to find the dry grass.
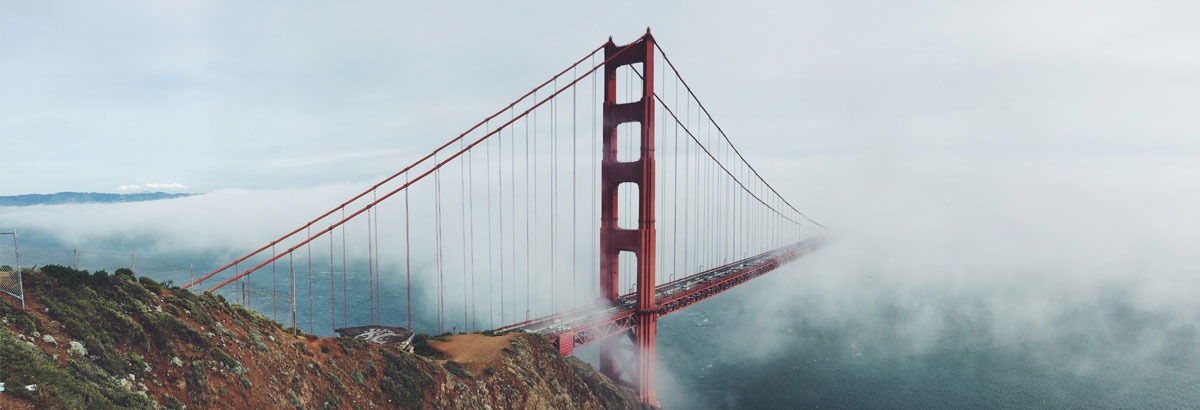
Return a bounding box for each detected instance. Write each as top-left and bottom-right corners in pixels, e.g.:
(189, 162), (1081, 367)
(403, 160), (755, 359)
(428, 333), (518, 371)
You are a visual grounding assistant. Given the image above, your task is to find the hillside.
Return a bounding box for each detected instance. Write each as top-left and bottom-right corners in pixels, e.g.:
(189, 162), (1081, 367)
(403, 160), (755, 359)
(0, 192), (193, 207)
(0, 266), (651, 409)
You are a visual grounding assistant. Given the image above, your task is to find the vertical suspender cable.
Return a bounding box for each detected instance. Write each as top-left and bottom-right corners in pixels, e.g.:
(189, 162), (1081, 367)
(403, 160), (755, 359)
(733, 161), (739, 259)
(591, 56), (598, 299)
(404, 172), (412, 330)
(708, 120), (715, 266)
(591, 57), (598, 299)
(718, 124), (724, 263)
(499, 112), (507, 325)
(487, 132), (494, 328)
(685, 95), (692, 276)
(533, 91), (540, 316)
(659, 60), (668, 284)
(550, 78), (557, 313)
(704, 120), (711, 267)
(510, 107), (517, 325)
(366, 209), (374, 326)
(290, 252), (296, 330)
(662, 66), (672, 285)
(720, 129), (729, 261)
(272, 245), (277, 322)
(730, 157), (736, 258)
(373, 191), (381, 325)
(525, 103), (532, 320)
(435, 163), (444, 333)
(463, 138), (472, 331)
(672, 73), (679, 280)
(342, 207), (348, 328)
(329, 230), (334, 334)
(307, 226), (313, 333)
(572, 65), (578, 309)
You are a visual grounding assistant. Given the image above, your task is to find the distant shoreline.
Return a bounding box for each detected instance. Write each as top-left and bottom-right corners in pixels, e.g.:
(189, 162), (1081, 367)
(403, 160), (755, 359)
(0, 192), (195, 206)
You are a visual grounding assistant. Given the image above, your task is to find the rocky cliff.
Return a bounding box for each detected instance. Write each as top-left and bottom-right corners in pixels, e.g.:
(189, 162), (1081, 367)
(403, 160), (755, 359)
(0, 266), (652, 409)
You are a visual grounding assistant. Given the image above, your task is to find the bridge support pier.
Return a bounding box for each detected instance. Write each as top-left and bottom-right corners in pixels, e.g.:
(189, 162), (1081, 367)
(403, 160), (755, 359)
(634, 312), (657, 400)
(598, 29), (658, 404)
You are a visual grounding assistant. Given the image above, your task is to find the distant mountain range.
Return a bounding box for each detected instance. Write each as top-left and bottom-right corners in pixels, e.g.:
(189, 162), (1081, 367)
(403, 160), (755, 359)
(0, 191), (194, 206)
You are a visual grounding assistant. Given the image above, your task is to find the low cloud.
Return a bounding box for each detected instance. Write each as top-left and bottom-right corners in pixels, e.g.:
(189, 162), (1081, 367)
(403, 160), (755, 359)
(708, 152), (1200, 365)
(116, 182), (190, 192)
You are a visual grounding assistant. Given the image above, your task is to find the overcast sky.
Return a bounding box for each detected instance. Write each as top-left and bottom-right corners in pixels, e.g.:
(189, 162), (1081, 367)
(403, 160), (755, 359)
(2, 0), (1198, 196)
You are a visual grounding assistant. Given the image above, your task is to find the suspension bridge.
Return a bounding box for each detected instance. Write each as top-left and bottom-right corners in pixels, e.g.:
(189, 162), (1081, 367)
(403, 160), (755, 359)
(182, 29), (827, 404)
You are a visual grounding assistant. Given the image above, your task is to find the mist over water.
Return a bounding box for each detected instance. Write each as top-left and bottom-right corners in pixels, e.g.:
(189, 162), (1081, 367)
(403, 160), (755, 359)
(4, 154), (1199, 408)
(644, 154), (1200, 408)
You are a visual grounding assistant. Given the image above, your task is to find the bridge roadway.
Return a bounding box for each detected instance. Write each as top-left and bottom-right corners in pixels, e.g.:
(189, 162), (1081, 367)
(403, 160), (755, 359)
(495, 238), (826, 353)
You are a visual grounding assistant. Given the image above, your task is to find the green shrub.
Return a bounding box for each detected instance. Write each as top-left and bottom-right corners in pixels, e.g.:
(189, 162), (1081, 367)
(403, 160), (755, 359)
(138, 276), (163, 294)
(186, 363), (209, 397)
(164, 395), (185, 410)
(443, 360), (473, 378)
(129, 353), (147, 372)
(32, 265), (154, 361)
(231, 304), (276, 329)
(335, 336), (366, 353)
(40, 264), (89, 286)
(411, 333), (444, 359)
(379, 350), (432, 407)
(0, 299), (42, 334)
(324, 371), (348, 394)
(209, 347), (240, 369)
(0, 325), (154, 409)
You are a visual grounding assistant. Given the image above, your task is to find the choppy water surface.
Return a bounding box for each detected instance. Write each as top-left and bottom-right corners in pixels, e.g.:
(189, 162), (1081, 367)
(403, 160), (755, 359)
(646, 267), (1200, 409)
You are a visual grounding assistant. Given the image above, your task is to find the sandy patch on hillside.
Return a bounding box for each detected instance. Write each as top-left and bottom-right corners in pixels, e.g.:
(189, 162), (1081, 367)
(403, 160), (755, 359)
(429, 333), (518, 370)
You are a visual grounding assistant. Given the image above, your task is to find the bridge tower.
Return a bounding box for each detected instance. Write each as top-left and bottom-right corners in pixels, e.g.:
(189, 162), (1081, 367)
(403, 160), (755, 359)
(598, 30), (658, 404)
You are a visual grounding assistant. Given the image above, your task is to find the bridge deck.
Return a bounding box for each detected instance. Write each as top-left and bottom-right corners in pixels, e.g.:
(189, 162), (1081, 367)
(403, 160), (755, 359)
(495, 237), (826, 352)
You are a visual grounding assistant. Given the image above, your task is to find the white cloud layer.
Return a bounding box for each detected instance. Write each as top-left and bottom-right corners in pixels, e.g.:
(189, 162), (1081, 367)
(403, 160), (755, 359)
(116, 182), (190, 192)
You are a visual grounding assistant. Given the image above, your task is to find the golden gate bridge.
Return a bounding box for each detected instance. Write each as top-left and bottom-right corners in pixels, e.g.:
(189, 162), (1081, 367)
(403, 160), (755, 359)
(183, 29), (827, 404)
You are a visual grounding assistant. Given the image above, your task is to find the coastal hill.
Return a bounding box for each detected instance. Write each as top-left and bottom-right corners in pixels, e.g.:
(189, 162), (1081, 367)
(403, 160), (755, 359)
(0, 266), (651, 409)
(0, 192), (193, 207)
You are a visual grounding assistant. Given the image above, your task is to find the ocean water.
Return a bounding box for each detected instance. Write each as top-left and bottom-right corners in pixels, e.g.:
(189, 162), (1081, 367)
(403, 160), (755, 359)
(643, 267), (1200, 409)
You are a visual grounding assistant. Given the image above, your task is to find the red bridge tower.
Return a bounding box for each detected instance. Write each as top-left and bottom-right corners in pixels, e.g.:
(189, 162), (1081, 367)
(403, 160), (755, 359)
(599, 30), (658, 404)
